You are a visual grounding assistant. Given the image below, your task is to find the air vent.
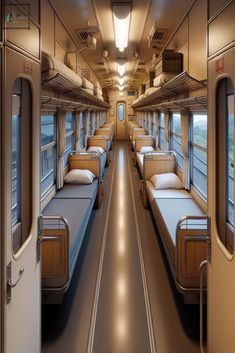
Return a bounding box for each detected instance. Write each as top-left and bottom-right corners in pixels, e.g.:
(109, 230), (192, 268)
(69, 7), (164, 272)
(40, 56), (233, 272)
(148, 22), (168, 48)
(152, 30), (165, 41)
(76, 25), (99, 42)
(78, 31), (89, 41)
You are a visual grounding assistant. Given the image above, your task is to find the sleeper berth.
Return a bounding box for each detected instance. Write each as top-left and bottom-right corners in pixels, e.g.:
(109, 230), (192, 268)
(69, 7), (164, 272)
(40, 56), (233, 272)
(143, 152), (208, 303)
(134, 135), (155, 173)
(40, 152), (103, 304)
(130, 128), (147, 150)
(87, 135), (112, 167)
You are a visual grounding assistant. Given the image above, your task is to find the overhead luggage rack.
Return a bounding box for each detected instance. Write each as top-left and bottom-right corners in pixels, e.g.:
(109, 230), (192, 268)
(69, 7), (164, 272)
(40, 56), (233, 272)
(41, 52), (109, 109)
(132, 71), (207, 109)
(151, 95), (207, 111)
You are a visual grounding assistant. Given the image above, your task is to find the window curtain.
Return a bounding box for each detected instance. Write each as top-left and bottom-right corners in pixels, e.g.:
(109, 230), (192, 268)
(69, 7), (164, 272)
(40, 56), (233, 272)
(155, 111), (160, 149)
(57, 109), (66, 189)
(164, 111), (169, 150)
(75, 111), (80, 151)
(181, 111), (190, 189)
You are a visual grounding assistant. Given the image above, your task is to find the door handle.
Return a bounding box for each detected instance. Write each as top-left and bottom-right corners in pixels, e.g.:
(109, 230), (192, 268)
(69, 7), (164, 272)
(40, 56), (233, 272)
(7, 268), (24, 288)
(7, 262), (24, 304)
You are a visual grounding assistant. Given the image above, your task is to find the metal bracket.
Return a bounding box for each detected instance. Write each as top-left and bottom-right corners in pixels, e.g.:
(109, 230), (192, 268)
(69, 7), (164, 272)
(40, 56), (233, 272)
(7, 262), (24, 304)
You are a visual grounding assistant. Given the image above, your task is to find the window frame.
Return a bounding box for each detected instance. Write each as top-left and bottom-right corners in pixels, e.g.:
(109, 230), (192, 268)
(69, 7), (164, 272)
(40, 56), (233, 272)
(64, 112), (75, 167)
(79, 111), (86, 149)
(170, 112), (184, 170)
(159, 111), (165, 150)
(190, 112), (208, 200)
(40, 114), (57, 199)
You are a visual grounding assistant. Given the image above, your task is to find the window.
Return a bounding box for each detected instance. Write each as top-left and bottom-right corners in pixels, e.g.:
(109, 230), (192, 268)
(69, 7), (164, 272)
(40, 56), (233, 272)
(159, 112), (165, 150)
(117, 102), (125, 121)
(151, 111), (156, 135)
(41, 115), (56, 196)
(191, 114), (207, 198)
(171, 112), (184, 169)
(80, 111), (86, 148)
(227, 94), (234, 226)
(216, 77), (234, 254)
(12, 108), (20, 226)
(64, 112), (75, 167)
(87, 111), (92, 135)
(12, 78), (32, 253)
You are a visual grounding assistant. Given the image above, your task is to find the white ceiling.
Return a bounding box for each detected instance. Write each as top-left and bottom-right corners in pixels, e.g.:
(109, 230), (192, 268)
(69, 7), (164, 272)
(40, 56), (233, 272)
(51, 0), (193, 92)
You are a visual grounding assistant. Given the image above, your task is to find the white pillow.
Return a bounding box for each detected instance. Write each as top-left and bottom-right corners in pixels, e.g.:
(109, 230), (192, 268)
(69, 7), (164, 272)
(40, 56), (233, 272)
(87, 146), (105, 155)
(150, 173), (183, 190)
(139, 146), (154, 154)
(64, 169), (96, 184)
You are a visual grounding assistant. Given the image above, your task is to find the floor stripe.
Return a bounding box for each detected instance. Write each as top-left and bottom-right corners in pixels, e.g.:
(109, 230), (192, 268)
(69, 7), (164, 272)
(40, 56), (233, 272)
(126, 144), (157, 353)
(86, 145), (117, 353)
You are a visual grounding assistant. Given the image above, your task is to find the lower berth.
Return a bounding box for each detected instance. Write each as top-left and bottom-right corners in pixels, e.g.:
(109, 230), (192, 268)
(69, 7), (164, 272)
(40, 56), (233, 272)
(144, 155), (208, 304)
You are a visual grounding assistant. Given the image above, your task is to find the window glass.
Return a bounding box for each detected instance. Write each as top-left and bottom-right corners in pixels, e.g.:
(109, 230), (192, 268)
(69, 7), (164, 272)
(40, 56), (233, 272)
(65, 112), (74, 133)
(80, 112), (85, 149)
(159, 112), (165, 150)
(191, 114), (208, 197)
(216, 77), (234, 254)
(171, 113), (184, 169)
(118, 103), (125, 121)
(64, 113), (75, 167)
(12, 113), (20, 226)
(41, 115), (56, 147)
(227, 94), (234, 226)
(40, 115), (56, 196)
(151, 112), (156, 135)
(12, 78), (32, 253)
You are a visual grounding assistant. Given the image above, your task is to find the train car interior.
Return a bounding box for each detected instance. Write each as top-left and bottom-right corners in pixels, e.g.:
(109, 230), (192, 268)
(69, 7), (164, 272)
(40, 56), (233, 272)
(1, 0), (235, 352)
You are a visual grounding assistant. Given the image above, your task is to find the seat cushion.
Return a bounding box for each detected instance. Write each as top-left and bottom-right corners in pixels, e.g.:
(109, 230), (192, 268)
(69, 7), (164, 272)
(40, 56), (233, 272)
(54, 180), (98, 202)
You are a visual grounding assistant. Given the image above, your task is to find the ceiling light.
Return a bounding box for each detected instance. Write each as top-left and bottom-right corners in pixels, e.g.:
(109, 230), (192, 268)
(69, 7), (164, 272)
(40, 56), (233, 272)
(119, 77), (124, 85)
(113, 4), (131, 52)
(117, 63), (125, 76)
(119, 85), (124, 91)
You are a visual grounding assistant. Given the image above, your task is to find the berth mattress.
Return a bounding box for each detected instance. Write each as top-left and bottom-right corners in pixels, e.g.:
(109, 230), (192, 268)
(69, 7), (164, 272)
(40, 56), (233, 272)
(152, 197), (204, 269)
(146, 180), (192, 203)
(42, 198), (93, 288)
(54, 179), (98, 203)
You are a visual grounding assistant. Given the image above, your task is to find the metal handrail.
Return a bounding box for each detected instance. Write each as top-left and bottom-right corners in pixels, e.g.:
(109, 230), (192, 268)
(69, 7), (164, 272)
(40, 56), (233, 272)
(200, 260), (208, 353)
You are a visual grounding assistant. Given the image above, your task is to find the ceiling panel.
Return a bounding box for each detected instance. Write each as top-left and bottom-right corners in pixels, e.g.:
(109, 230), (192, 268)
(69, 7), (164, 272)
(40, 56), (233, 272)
(50, 0), (194, 92)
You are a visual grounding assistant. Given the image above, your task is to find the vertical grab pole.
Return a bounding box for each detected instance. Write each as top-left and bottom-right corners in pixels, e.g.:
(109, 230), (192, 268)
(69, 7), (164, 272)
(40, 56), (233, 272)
(200, 260), (208, 353)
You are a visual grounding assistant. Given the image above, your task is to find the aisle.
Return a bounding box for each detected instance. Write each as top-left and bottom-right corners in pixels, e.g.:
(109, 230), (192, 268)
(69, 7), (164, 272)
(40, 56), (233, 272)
(42, 141), (201, 353)
(88, 142), (155, 353)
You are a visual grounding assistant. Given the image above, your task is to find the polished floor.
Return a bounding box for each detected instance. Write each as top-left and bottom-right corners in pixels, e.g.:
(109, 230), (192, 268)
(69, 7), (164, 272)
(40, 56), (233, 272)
(42, 141), (202, 353)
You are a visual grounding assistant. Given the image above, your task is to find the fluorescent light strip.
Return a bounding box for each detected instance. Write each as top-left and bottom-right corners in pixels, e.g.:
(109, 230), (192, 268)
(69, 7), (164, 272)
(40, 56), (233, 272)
(113, 5), (131, 52)
(118, 63), (125, 76)
(119, 77), (124, 85)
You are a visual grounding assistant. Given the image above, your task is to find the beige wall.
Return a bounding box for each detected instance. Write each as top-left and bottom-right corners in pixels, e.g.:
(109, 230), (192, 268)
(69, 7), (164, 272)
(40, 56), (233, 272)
(163, 0), (207, 98)
(107, 90), (137, 124)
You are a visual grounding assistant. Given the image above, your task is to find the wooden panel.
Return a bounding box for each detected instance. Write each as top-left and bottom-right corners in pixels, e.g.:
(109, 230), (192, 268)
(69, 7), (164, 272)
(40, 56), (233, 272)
(6, 21), (40, 59)
(188, 0), (207, 80)
(209, 1), (235, 56)
(178, 229), (207, 288)
(208, 0), (230, 19)
(69, 154), (100, 178)
(41, 0), (55, 56)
